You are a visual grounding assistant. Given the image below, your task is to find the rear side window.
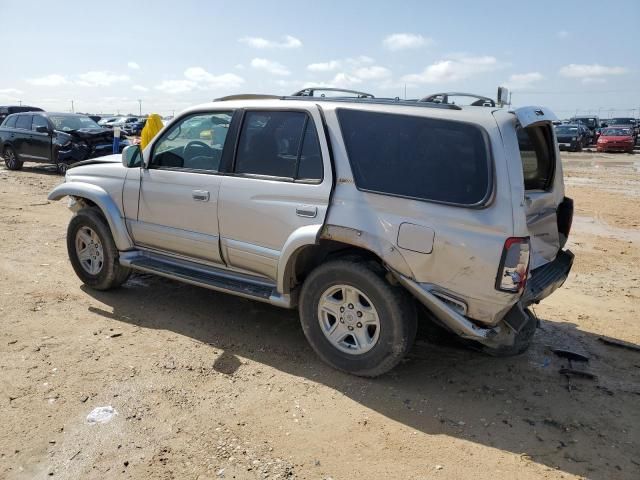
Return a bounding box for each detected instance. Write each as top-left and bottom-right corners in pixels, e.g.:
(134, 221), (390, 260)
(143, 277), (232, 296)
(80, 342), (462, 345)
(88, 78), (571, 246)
(337, 109), (491, 205)
(234, 111), (323, 181)
(15, 115), (32, 130)
(517, 125), (555, 191)
(3, 115), (17, 128)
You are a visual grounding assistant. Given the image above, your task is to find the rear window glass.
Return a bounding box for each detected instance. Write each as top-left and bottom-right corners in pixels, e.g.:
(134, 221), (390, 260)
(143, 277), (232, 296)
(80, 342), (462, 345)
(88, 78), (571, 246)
(517, 125), (555, 190)
(337, 109), (491, 205)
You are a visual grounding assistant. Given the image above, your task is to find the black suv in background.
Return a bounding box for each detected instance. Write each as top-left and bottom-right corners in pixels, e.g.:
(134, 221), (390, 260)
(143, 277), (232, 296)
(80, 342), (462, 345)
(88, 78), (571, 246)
(555, 123), (589, 151)
(0, 112), (130, 174)
(0, 105), (43, 124)
(570, 116), (600, 144)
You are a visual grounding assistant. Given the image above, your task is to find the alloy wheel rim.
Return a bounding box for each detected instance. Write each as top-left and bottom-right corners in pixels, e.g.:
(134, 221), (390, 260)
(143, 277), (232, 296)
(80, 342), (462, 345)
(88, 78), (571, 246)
(5, 150), (15, 168)
(317, 284), (381, 355)
(75, 226), (104, 275)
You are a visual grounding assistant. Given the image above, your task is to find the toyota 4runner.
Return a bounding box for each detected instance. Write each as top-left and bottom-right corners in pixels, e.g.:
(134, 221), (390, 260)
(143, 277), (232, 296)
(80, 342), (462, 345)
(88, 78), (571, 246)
(48, 89), (574, 377)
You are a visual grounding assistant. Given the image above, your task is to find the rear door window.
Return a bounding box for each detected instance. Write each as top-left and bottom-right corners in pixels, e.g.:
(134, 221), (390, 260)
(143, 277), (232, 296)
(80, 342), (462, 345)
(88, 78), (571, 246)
(234, 111), (323, 181)
(31, 115), (49, 131)
(517, 124), (555, 191)
(3, 115), (17, 128)
(337, 109), (491, 205)
(15, 115), (32, 130)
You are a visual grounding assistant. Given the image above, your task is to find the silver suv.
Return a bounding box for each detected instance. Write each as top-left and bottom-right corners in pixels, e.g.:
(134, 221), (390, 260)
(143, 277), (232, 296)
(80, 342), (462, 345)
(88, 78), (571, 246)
(49, 89), (574, 377)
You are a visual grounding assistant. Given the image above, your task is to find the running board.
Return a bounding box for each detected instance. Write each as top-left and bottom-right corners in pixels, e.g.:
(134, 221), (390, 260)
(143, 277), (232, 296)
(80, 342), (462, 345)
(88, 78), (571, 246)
(119, 252), (294, 308)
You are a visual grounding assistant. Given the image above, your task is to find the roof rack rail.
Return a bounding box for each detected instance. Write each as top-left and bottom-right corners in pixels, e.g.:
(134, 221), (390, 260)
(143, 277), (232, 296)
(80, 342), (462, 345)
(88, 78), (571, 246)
(291, 87), (375, 98)
(419, 92), (496, 107)
(281, 96), (462, 110)
(214, 94), (280, 101)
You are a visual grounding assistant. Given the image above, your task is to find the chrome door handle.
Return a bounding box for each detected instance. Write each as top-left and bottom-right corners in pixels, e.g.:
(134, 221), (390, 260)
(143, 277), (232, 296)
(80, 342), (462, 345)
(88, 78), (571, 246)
(296, 206), (317, 218)
(192, 190), (210, 201)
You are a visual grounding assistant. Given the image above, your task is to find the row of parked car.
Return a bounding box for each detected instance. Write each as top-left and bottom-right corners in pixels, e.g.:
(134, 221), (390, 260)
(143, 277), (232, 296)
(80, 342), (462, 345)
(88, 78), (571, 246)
(0, 106), (132, 173)
(554, 115), (638, 153)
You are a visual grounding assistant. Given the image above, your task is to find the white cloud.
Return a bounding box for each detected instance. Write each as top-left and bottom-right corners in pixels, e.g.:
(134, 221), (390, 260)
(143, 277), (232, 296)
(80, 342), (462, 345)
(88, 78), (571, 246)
(155, 79), (196, 94)
(132, 85), (149, 92)
(402, 56), (499, 84)
(345, 56), (374, 66)
(559, 63), (627, 78)
(184, 67), (245, 87)
(557, 30), (570, 39)
(77, 71), (130, 87)
(353, 65), (391, 80)
(582, 77), (607, 85)
(307, 60), (341, 72)
(383, 33), (432, 51)
(127, 61), (140, 70)
(505, 72), (544, 90)
(331, 72), (363, 88)
(155, 67), (245, 94)
(250, 58), (290, 76)
(27, 74), (69, 86)
(0, 88), (23, 95)
(239, 35), (302, 49)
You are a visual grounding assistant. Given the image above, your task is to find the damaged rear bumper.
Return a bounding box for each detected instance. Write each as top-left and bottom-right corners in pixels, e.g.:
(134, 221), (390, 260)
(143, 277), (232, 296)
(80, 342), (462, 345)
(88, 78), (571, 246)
(396, 249), (574, 349)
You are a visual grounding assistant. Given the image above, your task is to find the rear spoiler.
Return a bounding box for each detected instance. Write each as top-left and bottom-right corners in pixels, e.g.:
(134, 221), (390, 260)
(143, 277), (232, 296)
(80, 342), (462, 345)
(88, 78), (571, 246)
(513, 106), (558, 128)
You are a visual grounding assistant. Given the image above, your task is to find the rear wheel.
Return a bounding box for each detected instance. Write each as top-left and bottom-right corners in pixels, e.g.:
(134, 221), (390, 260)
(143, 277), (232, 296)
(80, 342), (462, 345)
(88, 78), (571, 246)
(299, 260), (417, 377)
(66, 208), (131, 290)
(3, 146), (23, 170)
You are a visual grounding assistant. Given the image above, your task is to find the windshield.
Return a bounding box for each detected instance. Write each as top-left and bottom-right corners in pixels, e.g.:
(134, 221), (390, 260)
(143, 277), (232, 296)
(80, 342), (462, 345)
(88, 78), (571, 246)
(602, 128), (632, 136)
(555, 126), (578, 135)
(573, 118), (596, 127)
(49, 115), (101, 131)
(609, 118), (634, 125)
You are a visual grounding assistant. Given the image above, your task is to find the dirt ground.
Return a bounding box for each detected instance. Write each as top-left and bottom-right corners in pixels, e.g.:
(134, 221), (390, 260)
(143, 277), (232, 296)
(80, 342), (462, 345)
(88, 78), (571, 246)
(1, 151), (639, 480)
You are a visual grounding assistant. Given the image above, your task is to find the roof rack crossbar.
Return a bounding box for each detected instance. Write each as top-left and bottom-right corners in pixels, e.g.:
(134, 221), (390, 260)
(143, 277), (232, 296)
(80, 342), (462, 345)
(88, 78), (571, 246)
(280, 96), (462, 110)
(291, 87), (375, 98)
(419, 92), (496, 107)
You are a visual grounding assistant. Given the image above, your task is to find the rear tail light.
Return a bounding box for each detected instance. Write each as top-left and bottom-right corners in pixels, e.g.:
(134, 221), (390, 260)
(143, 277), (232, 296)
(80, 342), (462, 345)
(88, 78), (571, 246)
(496, 237), (530, 293)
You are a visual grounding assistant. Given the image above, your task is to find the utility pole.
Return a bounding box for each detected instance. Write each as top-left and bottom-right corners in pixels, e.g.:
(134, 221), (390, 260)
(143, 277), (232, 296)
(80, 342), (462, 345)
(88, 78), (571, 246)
(404, 83), (407, 100)
(18, 100), (22, 106)
(138, 99), (142, 117)
(70, 100), (74, 113)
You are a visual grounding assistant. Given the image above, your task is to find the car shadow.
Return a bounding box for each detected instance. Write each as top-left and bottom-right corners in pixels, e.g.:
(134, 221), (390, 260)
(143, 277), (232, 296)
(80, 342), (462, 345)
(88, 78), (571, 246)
(81, 274), (639, 479)
(10, 164), (61, 176)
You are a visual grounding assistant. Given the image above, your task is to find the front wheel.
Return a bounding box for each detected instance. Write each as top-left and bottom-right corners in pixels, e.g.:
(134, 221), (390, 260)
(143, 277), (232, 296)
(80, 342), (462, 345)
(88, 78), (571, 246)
(3, 146), (23, 170)
(66, 208), (131, 290)
(299, 260), (417, 377)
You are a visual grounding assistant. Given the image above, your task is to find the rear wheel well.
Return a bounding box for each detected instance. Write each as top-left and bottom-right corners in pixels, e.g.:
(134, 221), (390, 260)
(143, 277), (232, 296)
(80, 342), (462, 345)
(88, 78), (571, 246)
(286, 240), (386, 292)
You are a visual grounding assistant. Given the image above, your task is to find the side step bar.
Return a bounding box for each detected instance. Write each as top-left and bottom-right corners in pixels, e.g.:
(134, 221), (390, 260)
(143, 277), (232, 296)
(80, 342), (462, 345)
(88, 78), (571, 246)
(119, 252), (294, 308)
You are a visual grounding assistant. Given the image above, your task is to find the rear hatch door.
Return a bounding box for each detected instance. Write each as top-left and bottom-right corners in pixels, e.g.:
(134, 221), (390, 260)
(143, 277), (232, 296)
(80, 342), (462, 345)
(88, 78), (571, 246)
(509, 107), (565, 269)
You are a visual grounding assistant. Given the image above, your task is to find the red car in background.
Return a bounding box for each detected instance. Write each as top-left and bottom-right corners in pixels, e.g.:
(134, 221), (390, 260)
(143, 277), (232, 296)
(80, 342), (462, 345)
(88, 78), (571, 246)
(596, 127), (635, 153)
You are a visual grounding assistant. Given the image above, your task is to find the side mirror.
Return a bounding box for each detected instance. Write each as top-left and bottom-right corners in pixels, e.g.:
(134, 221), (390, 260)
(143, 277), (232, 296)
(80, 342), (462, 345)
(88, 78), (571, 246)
(122, 144), (142, 168)
(35, 125), (50, 134)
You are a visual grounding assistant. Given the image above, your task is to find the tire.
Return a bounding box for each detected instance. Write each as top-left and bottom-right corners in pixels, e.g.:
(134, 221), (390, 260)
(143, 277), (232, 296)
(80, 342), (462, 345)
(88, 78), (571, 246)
(299, 260), (417, 377)
(66, 208), (131, 290)
(3, 146), (23, 170)
(56, 162), (69, 175)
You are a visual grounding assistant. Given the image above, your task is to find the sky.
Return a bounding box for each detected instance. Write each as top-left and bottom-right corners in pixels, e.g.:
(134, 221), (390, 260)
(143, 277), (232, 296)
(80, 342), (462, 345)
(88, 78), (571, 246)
(0, 0), (638, 118)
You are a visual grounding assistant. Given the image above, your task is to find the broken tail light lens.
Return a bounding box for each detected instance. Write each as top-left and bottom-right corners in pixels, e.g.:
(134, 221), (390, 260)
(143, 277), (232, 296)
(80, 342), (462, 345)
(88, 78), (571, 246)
(496, 237), (530, 293)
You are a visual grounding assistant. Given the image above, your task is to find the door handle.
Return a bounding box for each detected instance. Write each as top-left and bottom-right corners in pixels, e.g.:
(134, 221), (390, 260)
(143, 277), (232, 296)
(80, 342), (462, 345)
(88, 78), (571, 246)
(296, 205), (317, 218)
(192, 190), (210, 201)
